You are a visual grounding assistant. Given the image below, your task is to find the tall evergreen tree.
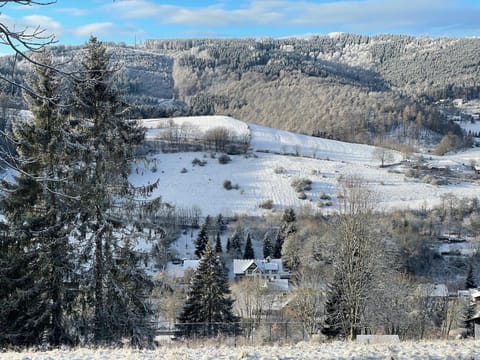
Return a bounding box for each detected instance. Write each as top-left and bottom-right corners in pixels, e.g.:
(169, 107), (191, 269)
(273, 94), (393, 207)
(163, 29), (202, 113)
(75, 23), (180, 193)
(466, 264), (477, 289)
(262, 232), (273, 259)
(215, 232), (223, 253)
(195, 223), (209, 258)
(178, 242), (240, 338)
(273, 208), (296, 258)
(228, 227), (244, 258)
(0, 51), (77, 347)
(243, 233), (254, 259)
(70, 36), (153, 346)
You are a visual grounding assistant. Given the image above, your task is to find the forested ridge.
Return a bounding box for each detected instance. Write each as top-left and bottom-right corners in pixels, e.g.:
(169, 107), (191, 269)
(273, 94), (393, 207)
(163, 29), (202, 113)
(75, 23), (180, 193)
(0, 33), (479, 145)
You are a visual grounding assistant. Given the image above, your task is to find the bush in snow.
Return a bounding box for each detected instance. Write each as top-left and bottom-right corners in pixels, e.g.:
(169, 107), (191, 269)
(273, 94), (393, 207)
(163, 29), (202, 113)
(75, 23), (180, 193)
(319, 192), (331, 200)
(192, 158), (207, 166)
(291, 178), (312, 192)
(258, 199), (274, 209)
(218, 154), (231, 164)
(297, 192), (307, 200)
(223, 180), (233, 190)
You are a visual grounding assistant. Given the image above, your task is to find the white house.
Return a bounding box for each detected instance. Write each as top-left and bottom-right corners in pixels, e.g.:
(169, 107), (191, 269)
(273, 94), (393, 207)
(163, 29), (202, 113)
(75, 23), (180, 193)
(233, 258), (290, 291)
(164, 259), (199, 280)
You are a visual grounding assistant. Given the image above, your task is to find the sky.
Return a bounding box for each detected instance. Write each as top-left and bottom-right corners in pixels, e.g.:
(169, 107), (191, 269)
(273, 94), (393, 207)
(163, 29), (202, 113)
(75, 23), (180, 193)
(2, 0), (480, 51)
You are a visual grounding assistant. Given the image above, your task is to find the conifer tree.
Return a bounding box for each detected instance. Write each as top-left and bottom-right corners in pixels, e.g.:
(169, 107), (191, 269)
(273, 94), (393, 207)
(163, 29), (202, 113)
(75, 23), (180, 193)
(215, 232), (223, 253)
(243, 233), (255, 259)
(273, 208), (296, 258)
(178, 242), (240, 338)
(195, 223), (209, 258)
(69, 36), (153, 346)
(229, 227), (244, 258)
(466, 264), (477, 289)
(216, 213), (226, 233)
(322, 272), (344, 338)
(226, 237), (231, 253)
(262, 232), (273, 259)
(0, 51), (77, 347)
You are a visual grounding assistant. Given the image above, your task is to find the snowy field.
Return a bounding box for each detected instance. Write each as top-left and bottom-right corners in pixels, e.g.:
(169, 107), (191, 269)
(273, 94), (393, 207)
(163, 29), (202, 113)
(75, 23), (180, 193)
(133, 116), (480, 217)
(3, 339), (480, 359)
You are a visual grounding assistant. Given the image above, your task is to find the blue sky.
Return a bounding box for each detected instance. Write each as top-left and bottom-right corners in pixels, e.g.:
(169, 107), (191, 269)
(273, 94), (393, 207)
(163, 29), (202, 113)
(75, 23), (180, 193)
(2, 0), (480, 50)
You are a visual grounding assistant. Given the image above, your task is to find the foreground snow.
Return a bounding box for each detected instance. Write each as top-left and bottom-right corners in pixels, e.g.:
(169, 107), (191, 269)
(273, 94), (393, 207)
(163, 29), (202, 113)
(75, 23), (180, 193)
(4, 339), (480, 359)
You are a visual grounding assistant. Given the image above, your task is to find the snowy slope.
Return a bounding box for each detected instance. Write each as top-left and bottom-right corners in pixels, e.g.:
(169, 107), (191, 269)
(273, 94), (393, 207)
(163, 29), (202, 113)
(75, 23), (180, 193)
(133, 116), (480, 217)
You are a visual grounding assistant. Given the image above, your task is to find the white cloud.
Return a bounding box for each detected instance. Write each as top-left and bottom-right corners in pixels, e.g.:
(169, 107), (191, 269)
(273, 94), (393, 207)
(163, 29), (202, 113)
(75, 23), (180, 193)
(72, 22), (118, 37)
(55, 7), (90, 17)
(104, 0), (480, 36)
(22, 15), (62, 32)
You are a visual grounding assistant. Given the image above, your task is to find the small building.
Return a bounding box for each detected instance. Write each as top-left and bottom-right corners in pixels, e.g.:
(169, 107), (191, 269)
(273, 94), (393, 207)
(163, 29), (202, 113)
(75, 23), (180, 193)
(164, 259), (199, 281)
(474, 165), (480, 175)
(233, 258), (291, 291)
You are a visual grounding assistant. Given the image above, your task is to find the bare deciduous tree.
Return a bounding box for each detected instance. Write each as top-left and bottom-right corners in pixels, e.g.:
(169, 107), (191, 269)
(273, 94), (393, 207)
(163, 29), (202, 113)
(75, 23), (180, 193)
(325, 176), (387, 340)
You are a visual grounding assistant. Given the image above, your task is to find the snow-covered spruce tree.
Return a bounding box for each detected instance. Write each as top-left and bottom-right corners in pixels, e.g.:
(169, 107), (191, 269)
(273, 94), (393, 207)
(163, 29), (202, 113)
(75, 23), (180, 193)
(466, 264), (477, 289)
(243, 233), (254, 259)
(273, 207), (296, 258)
(0, 51), (77, 347)
(215, 232), (222, 253)
(178, 242), (240, 338)
(228, 226), (244, 258)
(262, 232), (273, 259)
(195, 222), (209, 259)
(68, 36), (154, 346)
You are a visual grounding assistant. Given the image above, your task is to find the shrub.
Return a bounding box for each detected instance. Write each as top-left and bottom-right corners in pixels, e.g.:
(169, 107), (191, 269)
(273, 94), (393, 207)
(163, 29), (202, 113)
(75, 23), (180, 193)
(297, 192), (307, 200)
(180, 168), (188, 173)
(319, 192), (331, 200)
(223, 180), (233, 190)
(291, 178), (312, 192)
(218, 154), (232, 164)
(192, 158), (207, 166)
(258, 199), (274, 209)
(274, 166), (285, 174)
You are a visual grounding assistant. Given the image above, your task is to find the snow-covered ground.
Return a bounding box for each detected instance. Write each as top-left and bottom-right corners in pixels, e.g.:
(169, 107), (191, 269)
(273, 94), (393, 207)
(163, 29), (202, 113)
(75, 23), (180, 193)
(3, 339), (480, 359)
(132, 116), (480, 217)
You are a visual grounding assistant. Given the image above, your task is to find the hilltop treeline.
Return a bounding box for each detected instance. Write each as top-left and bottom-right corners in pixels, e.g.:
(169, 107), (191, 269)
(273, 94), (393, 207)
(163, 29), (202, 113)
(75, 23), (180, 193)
(1, 34), (479, 145)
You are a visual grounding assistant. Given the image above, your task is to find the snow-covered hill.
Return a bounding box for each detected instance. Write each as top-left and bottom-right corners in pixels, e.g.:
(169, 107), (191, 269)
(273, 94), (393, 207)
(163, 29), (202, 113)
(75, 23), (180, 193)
(132, 116), (480, 217)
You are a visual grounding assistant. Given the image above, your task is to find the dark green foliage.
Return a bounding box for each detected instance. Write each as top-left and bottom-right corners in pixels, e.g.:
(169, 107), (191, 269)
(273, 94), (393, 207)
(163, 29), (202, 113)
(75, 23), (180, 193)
(0, 51), (77, 347)
(466, 264), (477, 289)
(273, 208), (296, 258)
(322, 278), (343, 339)
(195, 223), (209, 258)
(215, 232), (222, 253)
(243, 233), (254, 259)
(464, 301), (476, 337)
(228, 227), (243, 258)
(69, 36), (153, 346)
(177, 243), (240, 338)
(216, 213), (226, 233)
(262, 232), (273, 259)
